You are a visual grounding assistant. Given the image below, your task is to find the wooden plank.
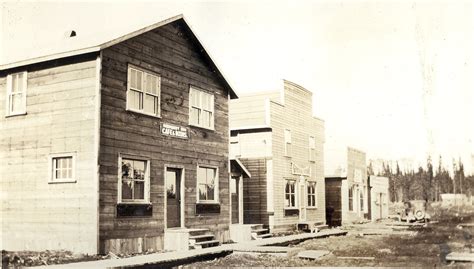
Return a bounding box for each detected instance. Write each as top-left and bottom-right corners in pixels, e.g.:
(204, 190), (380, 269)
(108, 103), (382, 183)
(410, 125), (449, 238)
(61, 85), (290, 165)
(445, 252), (474, 262)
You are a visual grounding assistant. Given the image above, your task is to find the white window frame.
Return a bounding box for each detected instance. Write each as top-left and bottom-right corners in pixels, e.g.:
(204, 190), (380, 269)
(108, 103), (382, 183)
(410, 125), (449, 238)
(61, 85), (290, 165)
(126, 65), (161, 117)
(284, 129), (292, 157)
(307, 181), (317, 208)
(189, 86), (215, 130)
(6, 71), (27, 117)
(118, 154), (151, 204)
(48, 153), (77, 184)
(196, 165), (219, 203)
(284, 179), (297, 209)
(309, 136), (316, 162)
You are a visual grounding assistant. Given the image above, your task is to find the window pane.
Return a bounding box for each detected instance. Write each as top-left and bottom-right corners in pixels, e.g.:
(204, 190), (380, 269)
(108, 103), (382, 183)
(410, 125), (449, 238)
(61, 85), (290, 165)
(136, 70), (142, 90)
(133, 160), (145, 180)
(290, 194), (295, 207)
(11, 94), (23, 112)
(146, 75), (159, 95)
(144, 95), (157, 114)
(122, 159), (133, 180)
(130, 69), (137, 89)
(17, 74), (23, 92)
(206, 184), (215, 200)
(198, 184), (207, 200)
(190, 89), (199, 106)
(190, 107), (200, 125)
(202, 111), (212, 128)
(134, 181), (145, 200)
(128, 90), (141, 110)
(122, 181), (133, 199)
(206, 168), (215, 185)
(201, 93), (210, 110)
(12, 75), (18, 92)
(66, 168), (72, 179)
(197, 167), (206, 184)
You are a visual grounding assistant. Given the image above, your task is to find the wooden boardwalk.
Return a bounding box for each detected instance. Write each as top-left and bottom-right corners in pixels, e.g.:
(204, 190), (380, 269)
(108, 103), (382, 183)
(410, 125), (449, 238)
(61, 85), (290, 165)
(28, 229), (347, 269)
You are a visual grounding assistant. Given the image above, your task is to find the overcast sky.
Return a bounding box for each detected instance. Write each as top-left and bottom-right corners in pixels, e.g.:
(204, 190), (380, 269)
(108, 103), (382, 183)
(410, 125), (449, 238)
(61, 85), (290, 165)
(1, 0), (473, 173)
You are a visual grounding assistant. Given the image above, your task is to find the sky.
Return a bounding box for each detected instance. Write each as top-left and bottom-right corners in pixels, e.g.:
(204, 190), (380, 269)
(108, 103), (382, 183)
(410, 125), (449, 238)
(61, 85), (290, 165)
(1, 0), (473, 174)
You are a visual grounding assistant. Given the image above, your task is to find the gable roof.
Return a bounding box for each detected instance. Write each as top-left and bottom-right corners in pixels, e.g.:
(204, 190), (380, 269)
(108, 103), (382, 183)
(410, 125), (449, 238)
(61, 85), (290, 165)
(1, 14), (238, 99)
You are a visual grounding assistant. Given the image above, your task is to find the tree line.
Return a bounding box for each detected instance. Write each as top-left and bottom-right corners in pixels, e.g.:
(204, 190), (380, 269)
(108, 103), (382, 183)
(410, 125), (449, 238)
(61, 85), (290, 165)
(367, 156), (474, 202)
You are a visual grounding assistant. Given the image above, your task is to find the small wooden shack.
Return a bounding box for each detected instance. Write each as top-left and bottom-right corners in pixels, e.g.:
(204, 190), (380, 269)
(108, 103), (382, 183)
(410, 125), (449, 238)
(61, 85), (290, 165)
(1, 15), (238, 254)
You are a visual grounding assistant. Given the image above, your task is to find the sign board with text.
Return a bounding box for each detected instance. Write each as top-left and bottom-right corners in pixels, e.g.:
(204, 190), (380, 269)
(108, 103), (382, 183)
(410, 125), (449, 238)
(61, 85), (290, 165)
(160, 123), (189, 139)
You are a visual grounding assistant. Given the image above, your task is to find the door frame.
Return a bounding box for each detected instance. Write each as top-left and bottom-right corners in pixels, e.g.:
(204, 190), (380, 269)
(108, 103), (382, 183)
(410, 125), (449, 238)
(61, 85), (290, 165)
(164, 164), (185, 229)
(298, 175), (307, 222)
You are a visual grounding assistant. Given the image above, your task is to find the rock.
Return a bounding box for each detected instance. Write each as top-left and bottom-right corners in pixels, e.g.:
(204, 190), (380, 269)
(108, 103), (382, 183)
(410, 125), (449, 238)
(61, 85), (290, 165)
(297, 250), (331, 260)
(378, 248), (392, 254)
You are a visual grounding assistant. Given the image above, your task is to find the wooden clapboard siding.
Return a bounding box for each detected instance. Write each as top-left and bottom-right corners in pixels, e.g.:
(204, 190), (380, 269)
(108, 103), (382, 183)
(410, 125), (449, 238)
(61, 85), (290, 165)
(229, 80), (326, 232)
(264, 82), (325, 231)
(240, 158), (268, 225)
(0, 54), (99, 254)
(98, 20), (230, 253)
(344, 147), (368, 222)
(229, 91), (279, 129)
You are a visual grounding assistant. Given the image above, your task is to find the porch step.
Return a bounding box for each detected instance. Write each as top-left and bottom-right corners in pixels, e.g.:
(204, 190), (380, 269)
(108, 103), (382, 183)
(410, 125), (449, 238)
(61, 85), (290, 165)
(189, 234), (215, 240)
(188, 228), (210, 236)
(252, 228), (269, 234)
(193, 239), (220, 249)
(251, 224), (264, 230)
(256, 233), (273, 239)
(297, 222), (328, 233)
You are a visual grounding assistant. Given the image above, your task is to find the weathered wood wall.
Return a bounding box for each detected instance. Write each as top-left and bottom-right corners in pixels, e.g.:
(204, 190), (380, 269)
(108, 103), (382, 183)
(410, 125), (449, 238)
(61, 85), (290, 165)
(240, 158), (268, 225)
(0, 54), (100, 254)
(344, 147), (368, 222)
(325, 178), (342, 226)
(98, 20), (230, 253)
(229, 91), (279, 129)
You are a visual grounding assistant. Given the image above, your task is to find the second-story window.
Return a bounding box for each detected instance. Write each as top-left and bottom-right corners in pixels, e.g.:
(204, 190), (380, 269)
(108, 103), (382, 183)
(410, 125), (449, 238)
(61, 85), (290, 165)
(189, 87), (214, 129)
(127, 65), (161, 117)
(284, 129), (292, 157)
(6, 71), (27, 116)
(309, 136), (316, 162)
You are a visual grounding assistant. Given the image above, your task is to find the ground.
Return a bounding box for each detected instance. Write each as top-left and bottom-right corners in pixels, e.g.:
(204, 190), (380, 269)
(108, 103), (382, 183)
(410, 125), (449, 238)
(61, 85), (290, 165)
(185, 205), (474, 267)
(2, 204), (472, 268)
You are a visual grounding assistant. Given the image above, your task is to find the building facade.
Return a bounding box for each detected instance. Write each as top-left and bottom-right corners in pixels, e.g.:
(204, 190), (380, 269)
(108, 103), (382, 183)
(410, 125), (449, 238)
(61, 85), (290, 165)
(0, 15), (237, 254)
(229, 80), (326, 232)
(368, 176), (389, 221)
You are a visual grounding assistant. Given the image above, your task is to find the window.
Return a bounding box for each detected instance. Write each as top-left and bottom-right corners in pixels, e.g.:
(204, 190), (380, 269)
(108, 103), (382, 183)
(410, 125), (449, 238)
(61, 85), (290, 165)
(284, 129), (291, 157)
(119, 157), (150, 203)
(127, 66), (161, 116)
(6, 71), (27, 116)
(307, 182), (316, 207)
(309, 136), (316, 161)
(359, 189), (364, 212)
(189, 87), (214, 129)
(197, 166), (218, 202)
(285, 179), (297, 208)
(49, 153), (76, 183)
(348, 186), (354, 211)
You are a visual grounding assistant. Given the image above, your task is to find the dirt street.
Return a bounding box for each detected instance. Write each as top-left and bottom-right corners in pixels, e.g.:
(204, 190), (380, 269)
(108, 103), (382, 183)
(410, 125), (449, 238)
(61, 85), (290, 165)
(186, 206), (473, 267)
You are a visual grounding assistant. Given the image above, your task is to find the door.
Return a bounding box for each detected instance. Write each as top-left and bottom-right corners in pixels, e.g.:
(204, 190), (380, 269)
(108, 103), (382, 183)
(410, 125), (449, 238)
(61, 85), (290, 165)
(230, 176), (239, 224)
(166, 168), (182, 228)
(299, 178), (306, 221)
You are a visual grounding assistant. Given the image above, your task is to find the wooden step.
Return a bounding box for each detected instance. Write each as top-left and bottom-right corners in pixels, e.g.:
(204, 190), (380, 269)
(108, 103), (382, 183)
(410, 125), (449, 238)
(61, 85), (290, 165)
(251, 224), (264, 230)
(257, 233), (272, 238)
(252, 228), (268, 233)
(193, 239), (220, 249)
(188, 228), (209, 235)
(189, 234), (215, 240)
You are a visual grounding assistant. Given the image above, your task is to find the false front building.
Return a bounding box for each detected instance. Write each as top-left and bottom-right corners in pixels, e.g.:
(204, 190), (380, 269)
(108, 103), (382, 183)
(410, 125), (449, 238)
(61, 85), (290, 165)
(229, 80), (326, 232)
(0, 15), (238, 254)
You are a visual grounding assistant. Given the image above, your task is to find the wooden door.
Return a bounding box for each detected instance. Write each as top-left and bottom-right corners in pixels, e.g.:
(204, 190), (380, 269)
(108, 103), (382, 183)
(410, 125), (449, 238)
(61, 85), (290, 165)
(166, 168), (182, 228)
(299, 184), (306, 221)
(231, 176), (239, 224)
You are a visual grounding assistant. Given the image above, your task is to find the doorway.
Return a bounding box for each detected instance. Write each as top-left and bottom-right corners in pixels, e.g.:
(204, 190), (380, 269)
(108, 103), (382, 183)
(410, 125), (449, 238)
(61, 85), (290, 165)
(166, 167), (183, 228)
(230, 176), (240, 224)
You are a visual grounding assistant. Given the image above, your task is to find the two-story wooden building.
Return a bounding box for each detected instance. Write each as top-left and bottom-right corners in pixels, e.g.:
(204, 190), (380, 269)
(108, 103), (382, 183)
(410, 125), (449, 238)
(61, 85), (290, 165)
(325, 147), (368, 225)
(229, 80), (326, 233)
(0, 15), (239, 254)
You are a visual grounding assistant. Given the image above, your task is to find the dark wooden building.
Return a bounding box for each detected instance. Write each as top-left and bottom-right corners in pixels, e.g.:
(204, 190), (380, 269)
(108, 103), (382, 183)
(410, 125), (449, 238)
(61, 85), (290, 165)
(1, 15), (238, 254)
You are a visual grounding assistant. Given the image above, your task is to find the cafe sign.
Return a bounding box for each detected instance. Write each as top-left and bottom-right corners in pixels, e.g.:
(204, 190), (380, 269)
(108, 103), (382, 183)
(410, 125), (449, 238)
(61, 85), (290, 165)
(160, 123), (189, 139)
